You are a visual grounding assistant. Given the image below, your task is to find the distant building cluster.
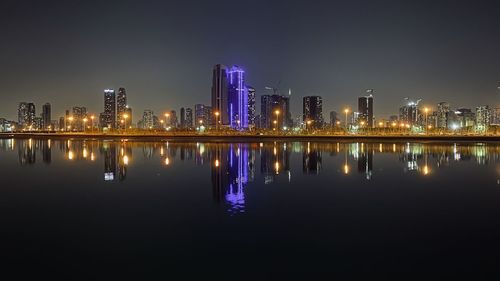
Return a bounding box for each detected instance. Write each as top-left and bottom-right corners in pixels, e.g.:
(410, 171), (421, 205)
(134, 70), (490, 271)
(1, 64), (499, 134)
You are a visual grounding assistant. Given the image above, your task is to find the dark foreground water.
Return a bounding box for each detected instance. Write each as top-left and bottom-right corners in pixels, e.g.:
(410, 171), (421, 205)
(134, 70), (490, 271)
(1, 138), (500, 278)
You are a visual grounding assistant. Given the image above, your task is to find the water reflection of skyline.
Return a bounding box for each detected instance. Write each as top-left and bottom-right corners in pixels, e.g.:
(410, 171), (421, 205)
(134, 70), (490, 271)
(2, 139), (500, 213)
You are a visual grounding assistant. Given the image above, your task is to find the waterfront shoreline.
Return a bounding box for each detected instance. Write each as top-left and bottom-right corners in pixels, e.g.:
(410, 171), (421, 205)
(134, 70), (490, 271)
(1, 132), (500, 142)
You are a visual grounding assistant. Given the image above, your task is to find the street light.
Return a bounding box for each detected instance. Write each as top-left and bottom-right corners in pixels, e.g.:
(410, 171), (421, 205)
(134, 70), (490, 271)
(90, 115), (95, 132)
(83, 118), (88, 132)
(68, 116), (74, 132)
(123, 114), (129, 131)
(214, 111), (220, 131)
(344, 108), (350, 131)
(164, 113), (170, 129)
(274, 110), (280, 131)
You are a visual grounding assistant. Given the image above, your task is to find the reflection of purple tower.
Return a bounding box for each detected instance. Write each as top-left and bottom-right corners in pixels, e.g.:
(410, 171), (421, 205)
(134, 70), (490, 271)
(211, 144), (252, 215)
(228, 66), (248, 130)
(226, 144), (249, 214)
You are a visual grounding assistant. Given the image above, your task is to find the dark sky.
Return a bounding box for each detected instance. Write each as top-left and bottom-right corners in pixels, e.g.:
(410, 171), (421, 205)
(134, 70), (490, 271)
(1, 0), (499, 121)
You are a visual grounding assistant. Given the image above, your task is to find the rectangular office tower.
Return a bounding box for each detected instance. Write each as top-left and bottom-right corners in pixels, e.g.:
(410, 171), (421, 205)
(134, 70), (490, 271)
(42, 103), (51, 130)
(303, 96), (324, 129)
(247, 86), (256, 128)
(261, 94), (292, 130)
(103, 89), (116, 129)
(228, 66), (248, 130)
(211, 64), (229, 126)
(358, 90), (374, 128)
(117, 87), (127, 129)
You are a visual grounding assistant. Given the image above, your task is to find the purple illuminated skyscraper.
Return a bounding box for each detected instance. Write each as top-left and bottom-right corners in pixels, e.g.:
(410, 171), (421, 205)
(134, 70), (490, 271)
(228, 66), (248, 130)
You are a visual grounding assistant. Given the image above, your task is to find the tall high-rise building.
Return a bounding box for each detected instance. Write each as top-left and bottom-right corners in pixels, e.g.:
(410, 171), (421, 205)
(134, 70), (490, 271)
(437, 102), (450, 129)
(185, 108), (193, 129)
(211, 64), (229, 126)
(180, 107), (186, 128)
(476, 106), (491, 129)
(261, 95), (272, 129)
(247, 86), (256, 128)
(117, 87), (127, 129)
(195, 104), (206, 126)
(261, 95), (292, 130)
(142, 110), (154, 129)
(303, 96), (324, 129)
(399, 100), (420, 125)
(358, 90), (374, 128)
(330, 111), (338, 127)
(103, 89), (116, 129)
(204, 106), (213, 126)
(124, 107), (133, 128)
(28, 103), (36, 125)
(169, 110), (178, 127)
(72, 106), (87, 131)
(59, 117), (65, 131)
(42, 103), (51, 130)
(492, 108), (500, 125)
(228, 66), (248, 130)
(18, 102), (29, 127)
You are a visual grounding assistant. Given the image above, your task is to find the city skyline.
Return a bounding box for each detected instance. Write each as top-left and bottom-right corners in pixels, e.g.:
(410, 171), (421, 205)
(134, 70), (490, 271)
(1, 0), (500, 121)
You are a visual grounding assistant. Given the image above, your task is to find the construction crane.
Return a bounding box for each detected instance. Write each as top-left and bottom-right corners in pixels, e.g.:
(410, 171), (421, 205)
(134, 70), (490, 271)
(404, 97), (422, 106)
(265, 81), (281, 95)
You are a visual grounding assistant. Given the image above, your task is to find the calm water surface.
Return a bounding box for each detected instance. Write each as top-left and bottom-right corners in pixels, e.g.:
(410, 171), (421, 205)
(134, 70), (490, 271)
(1, 138), (500, 278)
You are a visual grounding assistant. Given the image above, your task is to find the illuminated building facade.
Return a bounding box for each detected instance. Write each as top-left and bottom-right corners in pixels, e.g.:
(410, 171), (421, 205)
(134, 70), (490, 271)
(437, 102), (450, 129)
(185, 108), (193, 129)
(261, 95), (292, 130)
(142, 110), (154, 129)
(72, 106), (87, 131)
(117, 87), (127, 129)
(303, 96), (324, 129)
(180, 107), (186, 128)
(42, 103), (51, 130)
(358, 90), (374, 128)
(211, 64), (229, 126)
(103, 89), (116, 129)
(399, 102), (420, 125)
(330, 111), (339, 127)
(476, 105), (491, 129)
(228, 66), (248, 130)
(247, 86), (256, 128)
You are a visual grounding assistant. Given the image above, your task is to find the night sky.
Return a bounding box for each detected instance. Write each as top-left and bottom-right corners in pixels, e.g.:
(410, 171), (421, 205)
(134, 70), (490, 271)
(1, 0), (499, 121)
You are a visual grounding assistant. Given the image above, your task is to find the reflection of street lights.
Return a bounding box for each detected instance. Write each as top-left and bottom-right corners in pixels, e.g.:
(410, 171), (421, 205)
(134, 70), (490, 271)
(344, 146), (349, 175)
